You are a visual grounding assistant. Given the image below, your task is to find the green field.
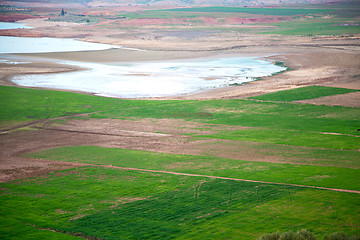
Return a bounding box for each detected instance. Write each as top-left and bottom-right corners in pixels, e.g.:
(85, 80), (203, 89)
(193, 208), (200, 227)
(1, 167), (359, 239)
(165, 6), (334, 16)
(260, 18), (360, 36)
(248, 86), (359, 102)
(1, 84), (360, 239)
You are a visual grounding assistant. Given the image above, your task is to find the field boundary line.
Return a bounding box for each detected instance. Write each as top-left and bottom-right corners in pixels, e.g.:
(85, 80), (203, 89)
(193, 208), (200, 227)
(100, 165), (360, 194)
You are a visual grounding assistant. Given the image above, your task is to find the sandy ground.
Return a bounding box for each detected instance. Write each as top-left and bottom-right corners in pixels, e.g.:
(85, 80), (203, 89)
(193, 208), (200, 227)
(1, 16), (360, 182)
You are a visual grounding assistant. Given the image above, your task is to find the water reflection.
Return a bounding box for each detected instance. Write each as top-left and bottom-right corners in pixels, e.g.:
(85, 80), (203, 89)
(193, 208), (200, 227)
(0, 36), (119, 53)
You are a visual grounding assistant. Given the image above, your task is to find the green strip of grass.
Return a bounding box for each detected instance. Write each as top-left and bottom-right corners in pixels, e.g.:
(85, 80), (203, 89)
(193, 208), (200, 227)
(250, 141), (360, 168)
(1, 167), (359, 239)
(201, 128), (360, 150)
(165, 7), (333, 16)
(260, 18), (360, 35)
(248, 86), (359, 102)
(24, 146), (360, 191)
(206, 111), (360, 136)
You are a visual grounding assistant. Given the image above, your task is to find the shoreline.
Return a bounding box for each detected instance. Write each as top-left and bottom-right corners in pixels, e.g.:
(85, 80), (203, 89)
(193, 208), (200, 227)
(0, 49), (285, 99)
(1, 42), (360, 101)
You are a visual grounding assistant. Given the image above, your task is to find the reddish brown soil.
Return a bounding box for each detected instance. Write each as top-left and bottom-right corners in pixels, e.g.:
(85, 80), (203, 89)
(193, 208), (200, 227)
(0, 14), (38, 22)
(0, 29), (47, 37)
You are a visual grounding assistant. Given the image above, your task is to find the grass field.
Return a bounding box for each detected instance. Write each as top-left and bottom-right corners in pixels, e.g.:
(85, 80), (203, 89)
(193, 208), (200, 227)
(1, 167), (359, 239)
(248, 86), (359, 102)
(1, 84), (360, 239)
(260, 18), (360, 36)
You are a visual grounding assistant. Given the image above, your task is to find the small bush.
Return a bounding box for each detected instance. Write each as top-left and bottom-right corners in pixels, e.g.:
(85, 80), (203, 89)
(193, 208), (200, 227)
(261, 231), (281, 240)
(279, 231), (296, 240)
(259, 229), (315, 240)
(259, 230), (358, 240)
(296, 229), (317, 240)
(323, 232), (360, 240)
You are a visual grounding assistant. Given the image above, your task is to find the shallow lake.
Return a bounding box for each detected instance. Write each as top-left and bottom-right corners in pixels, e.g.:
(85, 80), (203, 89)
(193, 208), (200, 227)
(0, 36), (120, 53)
(0, 35), (285, 98)
(0, 22), (33, 30)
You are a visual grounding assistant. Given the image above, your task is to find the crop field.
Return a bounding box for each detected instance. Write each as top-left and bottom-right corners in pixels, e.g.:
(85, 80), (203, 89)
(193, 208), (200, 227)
(114, 5), (360, 35)
(1, 84), (360, 239)
(2, 166), (359, 239)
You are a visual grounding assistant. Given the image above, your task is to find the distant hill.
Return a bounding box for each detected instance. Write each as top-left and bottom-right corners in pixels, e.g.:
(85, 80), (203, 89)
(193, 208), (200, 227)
(109, 0), (346, 6)
(91, 0), (355, 6)
(3, 0), (354, 7)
